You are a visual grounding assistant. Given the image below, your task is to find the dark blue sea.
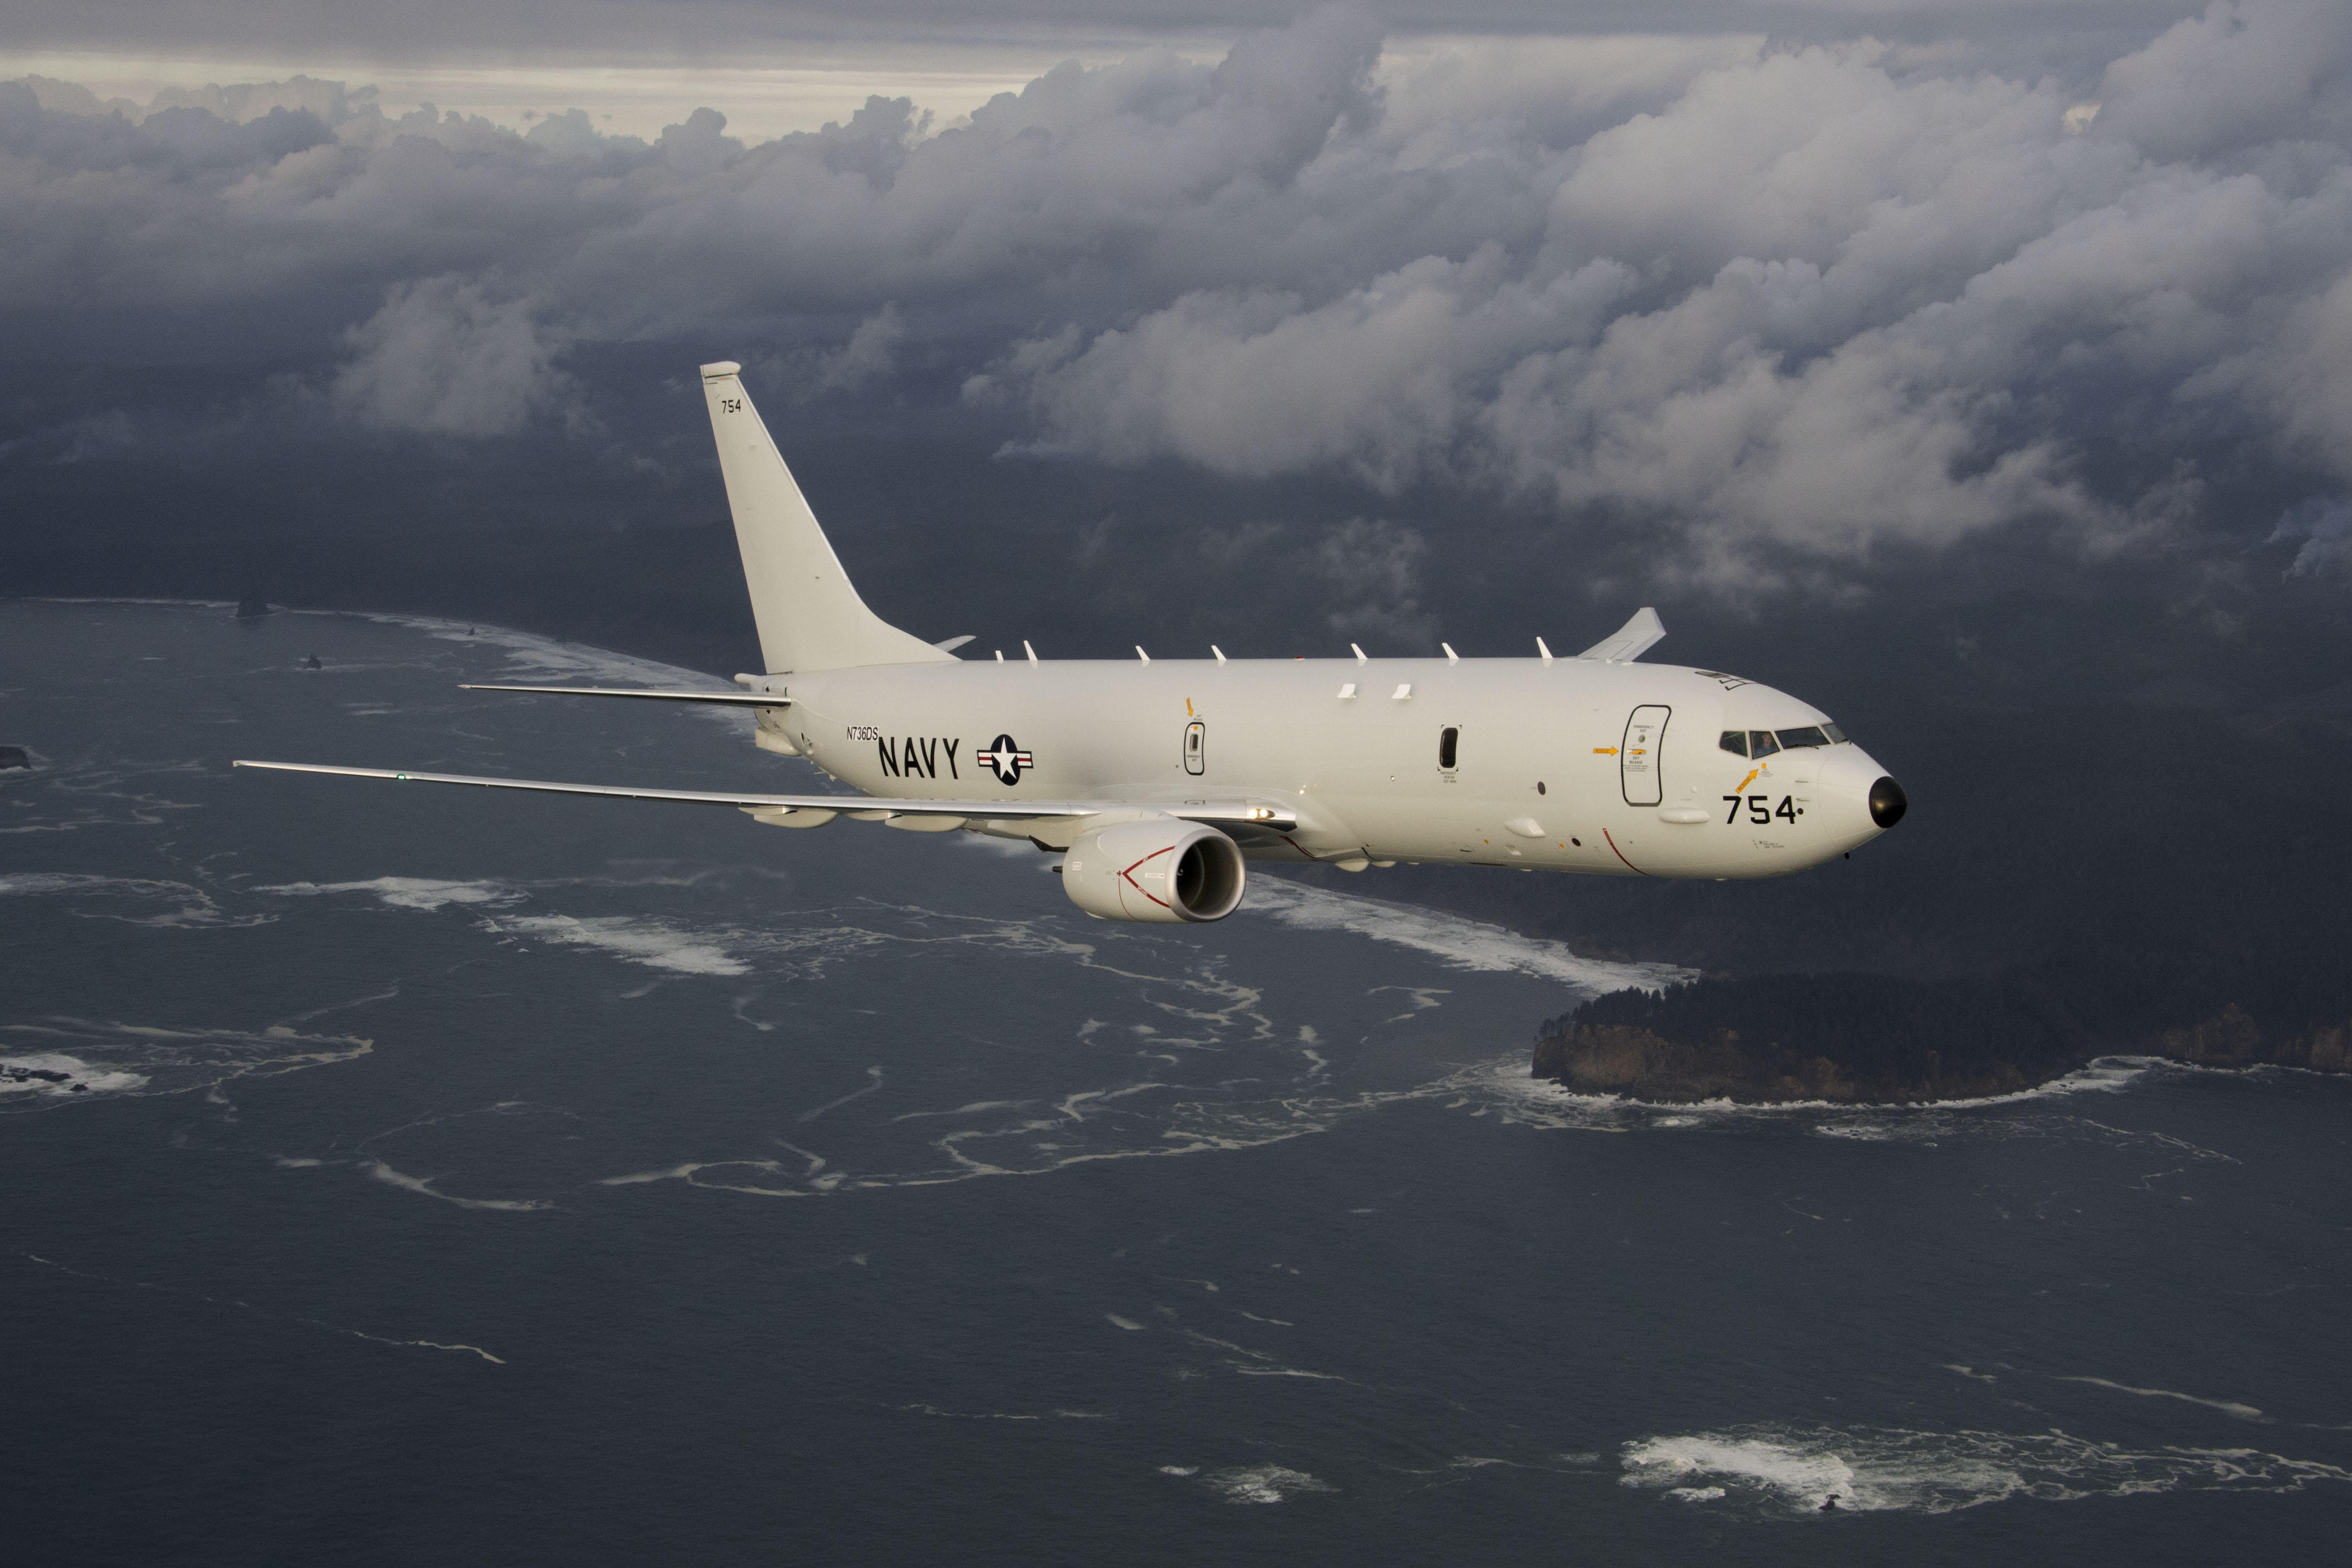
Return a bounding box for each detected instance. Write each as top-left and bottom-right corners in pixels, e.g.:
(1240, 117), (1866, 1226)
(5, 599), (2348, 1565)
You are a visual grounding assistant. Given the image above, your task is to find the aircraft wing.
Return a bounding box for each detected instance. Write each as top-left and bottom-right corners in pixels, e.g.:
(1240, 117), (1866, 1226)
(1577, 607), (1666, 663)
(457, 684), (785, 705)
(229, 760), (1293, 831)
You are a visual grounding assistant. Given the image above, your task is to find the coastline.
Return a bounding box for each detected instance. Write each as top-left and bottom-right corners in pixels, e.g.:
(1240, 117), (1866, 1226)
(1532, 1007), (2352, 1108)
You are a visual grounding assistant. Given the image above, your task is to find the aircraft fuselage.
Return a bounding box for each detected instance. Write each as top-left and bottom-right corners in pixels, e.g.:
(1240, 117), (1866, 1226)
(779, 654), (1893, 878)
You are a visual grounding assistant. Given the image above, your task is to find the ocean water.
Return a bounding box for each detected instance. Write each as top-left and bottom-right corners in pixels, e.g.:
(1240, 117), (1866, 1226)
(3, 599), (2348, 1566)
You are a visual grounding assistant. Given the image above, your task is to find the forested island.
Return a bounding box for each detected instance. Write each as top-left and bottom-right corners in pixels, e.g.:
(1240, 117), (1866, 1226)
(1534, 978), (2350, 1104)
(1508, 699), (2352, 1106)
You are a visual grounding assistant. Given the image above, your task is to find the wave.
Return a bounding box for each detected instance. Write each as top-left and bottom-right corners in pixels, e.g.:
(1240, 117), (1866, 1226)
(2056, 1376), (2268, 1422)
(0, 871), (276, 928)
(21, 1251), (504, 1364)
(0, 1018), (371, 1113)
(250, 875), (526, 913)
(360, 1159), (555, 1212)
(1619, 1424), (2352, 1517)
(0, 758), (224, 839)
(492, 913), (752, 976)
(1200, 1465), (1336, 1504)
(2, 1051), (149, 1100)
(337, 610), (754, 733)
(1241, 877), (1689, 997)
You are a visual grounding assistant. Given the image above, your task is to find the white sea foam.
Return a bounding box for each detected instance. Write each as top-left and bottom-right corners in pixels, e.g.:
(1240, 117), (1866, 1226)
(0, 1051), (149, 1098)
(1419, 1051), (2219, 1148)
(257, 877), (758, 973)
(341, 611), (754, 732)
(0, 1018), (369, 1110)
(332, 1329), (506, 1363)
(1206, 1465), (1336, 1504)
(1242, 877), (1688, 997)
(891, 1403), (1108, 1420)
(1620, 1425), (2352, 1516)
(493, 913), (751, 975)
(361, 1159), (554, 1212)
(22, 1248), (505, 1363)
(798, 1066), (885, 1123)
(254, 877), (526, 913)
(2057, 1377), (2268, 1421)
(0, 760), (213, 837)
(0, 872), (274, 927)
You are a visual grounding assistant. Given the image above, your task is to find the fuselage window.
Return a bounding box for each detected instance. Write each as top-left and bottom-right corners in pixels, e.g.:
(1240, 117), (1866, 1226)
(1719, 730), (1748, 757)
(1748, 730), (1781, 758)
(1438, 727), (1459, 770)
(1775, 726), (1829, 750)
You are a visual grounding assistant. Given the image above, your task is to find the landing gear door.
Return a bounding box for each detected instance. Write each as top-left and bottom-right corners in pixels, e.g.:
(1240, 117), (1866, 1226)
(1621, 705), (1668, 806)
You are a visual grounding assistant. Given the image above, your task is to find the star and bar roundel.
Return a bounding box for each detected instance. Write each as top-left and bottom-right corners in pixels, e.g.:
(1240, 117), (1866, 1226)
(977, 734), (1033, 787)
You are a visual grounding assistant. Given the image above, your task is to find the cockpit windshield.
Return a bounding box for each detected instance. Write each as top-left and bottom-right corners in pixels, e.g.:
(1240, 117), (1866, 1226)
(1723, 723), (1849, 758)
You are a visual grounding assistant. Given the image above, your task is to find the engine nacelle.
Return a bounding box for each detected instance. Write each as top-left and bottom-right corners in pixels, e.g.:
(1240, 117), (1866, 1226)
(1061, 818), (1245, 923)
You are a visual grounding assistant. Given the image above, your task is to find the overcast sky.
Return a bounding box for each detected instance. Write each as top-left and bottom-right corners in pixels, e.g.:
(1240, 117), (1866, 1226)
(4, 0), (2350, 659)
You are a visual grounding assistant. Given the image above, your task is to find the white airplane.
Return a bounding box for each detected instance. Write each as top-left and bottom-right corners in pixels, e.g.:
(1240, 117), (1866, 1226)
(238, 360), (1906, 922)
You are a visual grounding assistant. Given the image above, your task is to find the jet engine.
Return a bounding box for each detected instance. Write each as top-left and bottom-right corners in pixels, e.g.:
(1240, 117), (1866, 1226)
(1061, 818), (1245, 923)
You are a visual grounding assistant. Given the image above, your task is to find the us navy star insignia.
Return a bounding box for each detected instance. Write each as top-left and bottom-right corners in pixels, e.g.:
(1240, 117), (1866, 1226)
(976, 734), (1034, 787)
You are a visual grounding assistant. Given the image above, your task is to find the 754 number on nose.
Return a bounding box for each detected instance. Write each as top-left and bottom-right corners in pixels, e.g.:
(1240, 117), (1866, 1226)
(1725, 794), (1801, 824)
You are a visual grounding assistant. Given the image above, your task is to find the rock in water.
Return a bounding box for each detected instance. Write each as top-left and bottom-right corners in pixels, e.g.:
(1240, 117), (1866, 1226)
(234, 599), (272, 620)
(305, 654), (323, 669)
(0, 746), (29, 771)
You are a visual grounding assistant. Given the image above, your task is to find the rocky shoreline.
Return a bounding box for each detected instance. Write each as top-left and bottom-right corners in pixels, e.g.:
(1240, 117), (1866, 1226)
(1532, 1004), (2351, 1106)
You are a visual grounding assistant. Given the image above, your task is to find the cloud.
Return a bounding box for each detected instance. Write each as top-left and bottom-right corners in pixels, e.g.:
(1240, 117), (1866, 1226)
(2092, 0), (2352, 162)
(328, 274), (579, 436)
(813, 302), (909, 394)
(2270, 494), (2352, 576)
(981, 6), (2352, 567)
(1309, 516), (1433, 644)
(4, 2), (2351, 580)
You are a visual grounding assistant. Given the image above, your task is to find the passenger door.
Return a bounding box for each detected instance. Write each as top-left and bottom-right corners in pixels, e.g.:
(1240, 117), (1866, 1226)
(1621, 705), (1668, 806)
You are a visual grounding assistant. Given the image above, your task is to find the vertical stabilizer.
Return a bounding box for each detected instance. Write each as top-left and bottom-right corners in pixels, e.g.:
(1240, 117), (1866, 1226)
(700, 361), (954, 674)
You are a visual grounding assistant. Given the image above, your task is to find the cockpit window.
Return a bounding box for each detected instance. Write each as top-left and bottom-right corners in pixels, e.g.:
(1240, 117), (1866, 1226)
(1719, 731), (1748, 757)
(1748, 730), (1781, 758)
(1775, 726), (1831, 750)
(1822, 722), (1846, 743)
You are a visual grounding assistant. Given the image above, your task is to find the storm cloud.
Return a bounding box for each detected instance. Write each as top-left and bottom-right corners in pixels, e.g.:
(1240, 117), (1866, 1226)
(4, 1), (2351, 580)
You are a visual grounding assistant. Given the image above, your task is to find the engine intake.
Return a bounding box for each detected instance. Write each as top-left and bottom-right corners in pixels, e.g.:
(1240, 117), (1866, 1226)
(1062, 818), (1245, 923)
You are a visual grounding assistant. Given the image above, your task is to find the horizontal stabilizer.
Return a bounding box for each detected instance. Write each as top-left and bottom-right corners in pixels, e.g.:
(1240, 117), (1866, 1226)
(231, 760), (1293, 832)
(459, 684), (787, 707)
(1577, 607), (1666, 663)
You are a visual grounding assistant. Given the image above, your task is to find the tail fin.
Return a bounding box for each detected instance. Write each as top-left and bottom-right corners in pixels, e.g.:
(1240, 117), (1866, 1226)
(700, 361), (954, 674)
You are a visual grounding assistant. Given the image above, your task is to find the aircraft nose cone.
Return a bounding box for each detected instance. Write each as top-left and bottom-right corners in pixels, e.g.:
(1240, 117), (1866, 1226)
(1868, 776), (1907, 829)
